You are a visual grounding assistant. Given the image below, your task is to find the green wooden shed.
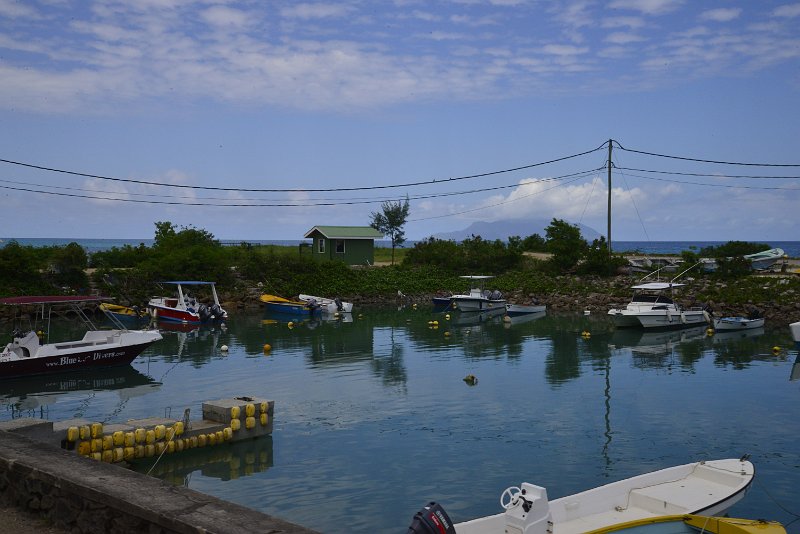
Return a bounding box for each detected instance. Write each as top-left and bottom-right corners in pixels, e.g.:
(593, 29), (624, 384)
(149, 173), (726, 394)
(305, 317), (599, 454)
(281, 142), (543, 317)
(304, 226), (385, 265)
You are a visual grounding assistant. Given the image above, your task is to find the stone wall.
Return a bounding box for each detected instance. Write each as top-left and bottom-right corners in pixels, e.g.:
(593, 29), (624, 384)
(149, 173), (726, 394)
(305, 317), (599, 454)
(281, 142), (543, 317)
(0, 430), (317, 534)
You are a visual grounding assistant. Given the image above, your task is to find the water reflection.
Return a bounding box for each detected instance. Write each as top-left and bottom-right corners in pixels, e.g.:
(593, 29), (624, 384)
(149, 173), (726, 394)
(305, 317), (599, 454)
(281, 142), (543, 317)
(0, 365), (160, 419)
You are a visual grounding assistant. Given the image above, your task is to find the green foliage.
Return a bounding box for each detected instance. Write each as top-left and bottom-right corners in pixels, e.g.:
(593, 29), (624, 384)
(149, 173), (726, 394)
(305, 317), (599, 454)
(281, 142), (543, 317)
(712, 256), (753, 279)
(370, 197), (410, 264)
(139, 222), (232, 284)
(519, 233), (547, 252)
(699, 241), (771, 257)
(577, 237), (627, 276)
(402, 236), (523, 274)
(545, 219), (587, 273)
(0, 241), (49, 294)
(90, 243), (151, 269)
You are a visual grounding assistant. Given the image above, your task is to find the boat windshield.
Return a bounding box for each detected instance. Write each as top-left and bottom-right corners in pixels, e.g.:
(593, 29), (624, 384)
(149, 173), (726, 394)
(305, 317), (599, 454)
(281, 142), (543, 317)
(631, 292), (675, 305)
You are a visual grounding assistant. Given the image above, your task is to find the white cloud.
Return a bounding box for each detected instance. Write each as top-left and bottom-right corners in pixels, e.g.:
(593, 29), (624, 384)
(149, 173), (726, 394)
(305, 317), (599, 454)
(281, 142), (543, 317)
(699, 8), (741, 22)
(608, 0), (683, 16)
(281, 3), (350, 19)
(773, 3), (800, 18)
(605, 32), (645, 45)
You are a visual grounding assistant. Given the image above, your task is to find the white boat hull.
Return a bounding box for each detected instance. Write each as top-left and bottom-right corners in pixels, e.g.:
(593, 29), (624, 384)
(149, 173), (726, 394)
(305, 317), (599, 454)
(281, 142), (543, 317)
(791, 321), (800, 344)
(609, 307), (709, 329)
(713, 317), (765, 331)
(506, 304), (547, 316)
(454, 458), (754, 534)
(452, 297), (506, 312)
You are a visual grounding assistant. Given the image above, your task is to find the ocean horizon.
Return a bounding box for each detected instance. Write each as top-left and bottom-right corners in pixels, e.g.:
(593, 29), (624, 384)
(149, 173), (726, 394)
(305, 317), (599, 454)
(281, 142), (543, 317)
(2, 237), (799, 257)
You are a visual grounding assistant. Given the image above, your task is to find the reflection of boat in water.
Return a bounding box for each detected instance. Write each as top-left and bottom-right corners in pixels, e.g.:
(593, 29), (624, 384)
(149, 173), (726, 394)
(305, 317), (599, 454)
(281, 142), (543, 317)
(504, 310), (546, 326)
(609, 326), (708, 356)
(711, 327), (764, 343)
(791, 354), (800, 382)
(450, 307), (506, 326)
(0, 365), (160, 412)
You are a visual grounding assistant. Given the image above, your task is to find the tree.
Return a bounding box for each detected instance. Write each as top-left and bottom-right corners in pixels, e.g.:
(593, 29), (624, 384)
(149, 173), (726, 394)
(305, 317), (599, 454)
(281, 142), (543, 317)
(370, 197), (410, 265)
(545, 218), (587, 273)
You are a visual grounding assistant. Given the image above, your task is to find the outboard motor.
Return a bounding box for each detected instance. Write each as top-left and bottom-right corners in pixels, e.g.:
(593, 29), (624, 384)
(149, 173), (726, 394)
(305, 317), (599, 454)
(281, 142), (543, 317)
(491, 290), (502, 300)
(210, 303), (225, 319)
(334, 297), (343, 311)
(198, 303), (211, 321)
(407, 502), (456, 534)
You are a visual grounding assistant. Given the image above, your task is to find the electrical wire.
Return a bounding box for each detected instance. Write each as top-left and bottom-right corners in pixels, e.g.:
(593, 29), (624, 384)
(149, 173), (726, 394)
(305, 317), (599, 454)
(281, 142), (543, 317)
(0, 168), (603, 207)
(614, 141), (800, 167)
(615, 166), (800, 180)
(0, 142), (606, 193)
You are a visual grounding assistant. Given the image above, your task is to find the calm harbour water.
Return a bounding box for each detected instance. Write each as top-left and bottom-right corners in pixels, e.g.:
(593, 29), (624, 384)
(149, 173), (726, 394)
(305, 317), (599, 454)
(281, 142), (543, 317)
(2, 308), (799, 533)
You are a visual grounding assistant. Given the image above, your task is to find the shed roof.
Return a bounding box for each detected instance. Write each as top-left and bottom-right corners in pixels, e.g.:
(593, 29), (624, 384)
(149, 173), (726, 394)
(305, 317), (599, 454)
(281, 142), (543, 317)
(304, 226), (384, 239)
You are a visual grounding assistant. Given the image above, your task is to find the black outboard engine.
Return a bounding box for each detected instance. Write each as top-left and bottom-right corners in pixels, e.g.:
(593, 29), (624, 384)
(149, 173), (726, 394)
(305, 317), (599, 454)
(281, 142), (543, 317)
(210, 303), (224, 319)
(407, 502), (456, 534)
(198, 303), (211, 321)
(334, 297), (343, 311)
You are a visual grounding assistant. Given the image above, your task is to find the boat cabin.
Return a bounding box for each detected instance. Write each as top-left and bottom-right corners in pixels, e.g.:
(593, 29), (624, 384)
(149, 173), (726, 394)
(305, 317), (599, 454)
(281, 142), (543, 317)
(304, 226), (384, 266)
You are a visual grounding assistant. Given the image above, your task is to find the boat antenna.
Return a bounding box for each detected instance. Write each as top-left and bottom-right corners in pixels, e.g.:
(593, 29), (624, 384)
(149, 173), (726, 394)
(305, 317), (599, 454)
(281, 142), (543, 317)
(670, 261), (703, 283)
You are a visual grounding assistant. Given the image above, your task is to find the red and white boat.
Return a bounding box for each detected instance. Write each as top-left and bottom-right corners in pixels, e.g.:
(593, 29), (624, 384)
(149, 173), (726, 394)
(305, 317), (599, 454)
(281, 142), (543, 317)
(0, 296), (162, 378)
(148, 281), (227, 324)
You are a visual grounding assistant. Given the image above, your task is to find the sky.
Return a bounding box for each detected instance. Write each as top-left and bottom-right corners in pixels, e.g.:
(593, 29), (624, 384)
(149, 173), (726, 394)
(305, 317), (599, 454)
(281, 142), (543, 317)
(1, 0), (799, 244)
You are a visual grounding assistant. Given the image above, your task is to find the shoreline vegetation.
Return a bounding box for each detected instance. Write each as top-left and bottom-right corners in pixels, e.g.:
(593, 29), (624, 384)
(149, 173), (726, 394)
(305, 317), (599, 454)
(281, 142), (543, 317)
(1, 221), (799, 328)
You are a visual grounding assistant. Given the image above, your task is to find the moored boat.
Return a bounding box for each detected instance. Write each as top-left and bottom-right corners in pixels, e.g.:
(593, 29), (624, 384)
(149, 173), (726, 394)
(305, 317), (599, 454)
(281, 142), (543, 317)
(450, 276), (506, 312)
(608, 282), (710, 329)
(426, 458), (754, 534)
(0, 296), (162, 379)
(505, 303), (546, 316)
(701, 247), (785, 273)
(148, 281), (227, 324)
(298, 294), (353, 313)
(99, 302), (149, 323)
(714, 316), (765, 331)
(790, 321), (800, 346)
(260, 294), (321, 316)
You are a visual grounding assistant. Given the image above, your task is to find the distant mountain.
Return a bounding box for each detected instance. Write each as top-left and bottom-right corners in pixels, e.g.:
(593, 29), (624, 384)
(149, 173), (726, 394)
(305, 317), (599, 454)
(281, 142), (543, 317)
(428, 218), (602, 242)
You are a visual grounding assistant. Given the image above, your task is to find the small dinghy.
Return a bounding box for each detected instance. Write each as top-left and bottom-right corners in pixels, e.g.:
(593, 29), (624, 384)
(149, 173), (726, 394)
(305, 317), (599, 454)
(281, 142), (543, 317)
(408, 458), (754, 534)
(714, 316), (765, 331)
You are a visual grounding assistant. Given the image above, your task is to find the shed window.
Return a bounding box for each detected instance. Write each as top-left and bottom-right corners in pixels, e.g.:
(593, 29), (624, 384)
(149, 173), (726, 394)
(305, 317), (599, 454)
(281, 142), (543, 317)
(318, 238), (325, 253)
(335, 240), (345, 254)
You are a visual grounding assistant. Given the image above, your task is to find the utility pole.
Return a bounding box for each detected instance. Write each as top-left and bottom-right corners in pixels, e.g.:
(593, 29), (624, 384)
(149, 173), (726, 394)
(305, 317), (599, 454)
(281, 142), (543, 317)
(607, 139), (613, 255)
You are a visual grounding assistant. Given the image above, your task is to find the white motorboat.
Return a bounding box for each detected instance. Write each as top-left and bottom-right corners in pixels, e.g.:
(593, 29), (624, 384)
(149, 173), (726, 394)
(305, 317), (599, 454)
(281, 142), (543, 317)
(608, 282), (710, 329)
(714, 316), (765, 331)
(450, 276), (506, 312)
(298, 294), (353, 313)
(448, 458), (754, 534)
(0, 296), (162, 379)
(148, 281), (227, 324)
(790, 321), (800, 345)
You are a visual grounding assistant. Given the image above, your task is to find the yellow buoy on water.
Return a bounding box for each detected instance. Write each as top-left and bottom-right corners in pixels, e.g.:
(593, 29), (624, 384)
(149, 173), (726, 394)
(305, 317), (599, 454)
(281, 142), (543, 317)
(706, 328), (714, 336)
(263, 343), (272, 353)
(772, 346), (781, 354)
(287, 321), (294, 329)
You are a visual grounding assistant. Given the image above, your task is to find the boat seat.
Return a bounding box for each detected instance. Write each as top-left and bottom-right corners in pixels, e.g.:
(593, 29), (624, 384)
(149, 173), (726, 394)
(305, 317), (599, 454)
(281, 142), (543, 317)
(627, 474), (734, 515)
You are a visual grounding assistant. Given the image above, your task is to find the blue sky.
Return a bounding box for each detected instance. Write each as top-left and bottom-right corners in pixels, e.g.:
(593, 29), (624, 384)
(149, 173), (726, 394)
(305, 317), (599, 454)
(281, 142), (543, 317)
(1, 0), (799, 243)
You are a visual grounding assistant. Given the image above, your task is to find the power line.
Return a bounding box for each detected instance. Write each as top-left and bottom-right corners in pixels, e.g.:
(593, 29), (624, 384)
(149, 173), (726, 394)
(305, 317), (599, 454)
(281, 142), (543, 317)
(0, 142), (606, 193)
(0, 168), (603, 207)
(614, 140), (800, 167)
(615, 170), (799, 190)
(615, 166), (800, 179)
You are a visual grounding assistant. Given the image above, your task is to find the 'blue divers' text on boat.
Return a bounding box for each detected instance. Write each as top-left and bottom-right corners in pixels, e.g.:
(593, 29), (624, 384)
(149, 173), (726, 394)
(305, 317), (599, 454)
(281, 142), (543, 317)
(0, 296), (162, 378)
